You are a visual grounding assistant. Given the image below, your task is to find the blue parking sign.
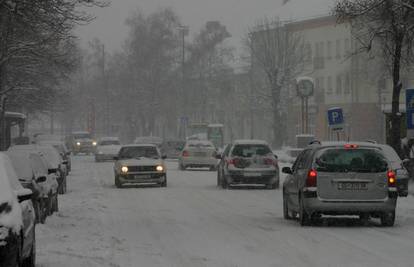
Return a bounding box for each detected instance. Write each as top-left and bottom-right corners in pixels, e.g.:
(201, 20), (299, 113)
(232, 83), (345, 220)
(327, 107), (344, 130)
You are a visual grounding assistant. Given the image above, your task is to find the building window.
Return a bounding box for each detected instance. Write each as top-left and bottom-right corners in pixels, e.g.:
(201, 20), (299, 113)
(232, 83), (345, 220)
(327, 41), (332, 59)
(336, 75), (342, 94)
(327, 76), (332, 94)
(319, 42), (325, 59)
(344, 73), (350, 94)
(305, 43), (312, 62)
(336, 39), (341, 59)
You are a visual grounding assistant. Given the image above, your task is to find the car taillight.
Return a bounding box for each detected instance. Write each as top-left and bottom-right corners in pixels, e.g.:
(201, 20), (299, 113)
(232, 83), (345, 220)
(306, 169), (317, 187)
(226, 159), (235, 165)
(264, 158), (278, 166)
(182, 150), (189, 157)
(387, 170), (396, 187)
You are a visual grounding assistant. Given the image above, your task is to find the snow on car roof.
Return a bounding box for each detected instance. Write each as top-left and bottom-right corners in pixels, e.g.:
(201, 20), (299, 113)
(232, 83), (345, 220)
(122, 144), (158, 148)
(5, 150), (34, 180)
(233, 139), (269, 145)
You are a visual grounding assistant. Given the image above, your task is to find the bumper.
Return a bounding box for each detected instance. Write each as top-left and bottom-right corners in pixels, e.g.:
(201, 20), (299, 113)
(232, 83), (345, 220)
(118, 172), (166, 184)
(227, 170), (278, 185)
(74, 146), (95, 153)
(397, 178), (409, 197)
(303, 189), (397, 214)
(181, 157), (217, 167)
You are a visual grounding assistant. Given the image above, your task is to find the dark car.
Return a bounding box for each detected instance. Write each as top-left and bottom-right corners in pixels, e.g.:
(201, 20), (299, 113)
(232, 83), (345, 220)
(67, 131), (97, 155)
(0, 153), (36, 267)
(216, 140), (279, 189)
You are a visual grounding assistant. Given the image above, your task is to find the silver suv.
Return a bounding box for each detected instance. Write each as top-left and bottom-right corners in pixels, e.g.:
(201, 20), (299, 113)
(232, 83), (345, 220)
(282, 142), (398, 226)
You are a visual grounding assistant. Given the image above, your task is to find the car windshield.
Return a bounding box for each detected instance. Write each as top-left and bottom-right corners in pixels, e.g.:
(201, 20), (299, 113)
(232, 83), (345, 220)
(118, 146), (159, 159)
(315, 148), (388, 173)
(99, 140), (120, 146)
(231, 144), (272, 157)
(73, 133), (91, 139)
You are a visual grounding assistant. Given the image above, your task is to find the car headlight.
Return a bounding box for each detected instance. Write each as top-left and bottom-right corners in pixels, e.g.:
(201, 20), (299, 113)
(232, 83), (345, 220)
(76, 142), (81, 146)
(156, 165), (164, 172)
(121, 166), (128, 173)
(92, 141), (97, 146)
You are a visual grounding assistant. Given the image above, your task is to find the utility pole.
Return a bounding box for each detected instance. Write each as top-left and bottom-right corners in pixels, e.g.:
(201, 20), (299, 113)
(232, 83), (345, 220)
(102, 44), (109, 136)
(178, 25), (189, 139)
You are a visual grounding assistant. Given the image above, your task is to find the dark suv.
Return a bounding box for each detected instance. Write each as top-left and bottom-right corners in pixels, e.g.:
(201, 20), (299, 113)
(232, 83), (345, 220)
(216, 140), (279, 189)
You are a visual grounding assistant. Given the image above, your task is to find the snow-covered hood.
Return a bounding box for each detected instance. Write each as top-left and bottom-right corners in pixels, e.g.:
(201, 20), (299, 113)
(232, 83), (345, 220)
(97, 145), (121, 155)
(118, 158), (163, 167)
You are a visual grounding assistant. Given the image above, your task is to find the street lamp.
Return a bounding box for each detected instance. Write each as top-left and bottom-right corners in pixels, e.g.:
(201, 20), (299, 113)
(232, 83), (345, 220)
(178, 25), (189, 139)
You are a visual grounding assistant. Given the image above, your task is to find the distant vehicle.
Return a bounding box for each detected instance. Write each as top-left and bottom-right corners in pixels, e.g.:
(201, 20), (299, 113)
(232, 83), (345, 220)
(216, 140), (279, 189)
(113, 144), (167, 188)
(134, 136), (163, 148)
(178, 140), (218, 171)
(282, 141), (398, 226)
(67, 131), (97, 155)
(160, 139), (185, 159)
(187, 123), (208, 140)
(6, 149), (59, 224)
(37, 140), (71, 174)
(207, 124), (224, 149)
(95, 137), (122, 162)
(0, 153), (36, 267)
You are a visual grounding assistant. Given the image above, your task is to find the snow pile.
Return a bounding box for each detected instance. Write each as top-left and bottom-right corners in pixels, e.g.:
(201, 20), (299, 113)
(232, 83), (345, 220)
(0, 155), (22, 235)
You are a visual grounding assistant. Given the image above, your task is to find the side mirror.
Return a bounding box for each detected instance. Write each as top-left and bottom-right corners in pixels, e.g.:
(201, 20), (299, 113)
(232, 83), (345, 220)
(16, 188), (33, 203)
(36, 176), (47, 183)
(113, 156), (119, 160)
(215, 154), (222, 160)
(282, 167), (293, 174)
(162, 155), (167, 160)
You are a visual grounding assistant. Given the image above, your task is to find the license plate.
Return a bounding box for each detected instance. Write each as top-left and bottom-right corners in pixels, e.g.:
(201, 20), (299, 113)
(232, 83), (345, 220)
(337, 182), (368, 191)
(244, 172), (261, 177)
(134, 175), (151, 179)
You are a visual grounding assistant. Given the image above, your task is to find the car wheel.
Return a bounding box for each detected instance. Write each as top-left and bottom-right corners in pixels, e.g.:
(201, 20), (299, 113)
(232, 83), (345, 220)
(22, 227), (35, 267)
(179, 163), (186, 170)
(39, 199), (48, 223)
(115, 176), (122, 188)
(221, 175), (228, 189)
(53, 194), (59, 213)
(283, 191), (292, 220)
(299, 195), (310, 226)
(380, 210), (395, 227)
(47, 195), (53, 216)
(160, 176), (167, 187)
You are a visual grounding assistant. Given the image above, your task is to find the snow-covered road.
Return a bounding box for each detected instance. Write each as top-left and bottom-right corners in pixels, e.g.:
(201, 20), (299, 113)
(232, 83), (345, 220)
(36, 156), (414, 267)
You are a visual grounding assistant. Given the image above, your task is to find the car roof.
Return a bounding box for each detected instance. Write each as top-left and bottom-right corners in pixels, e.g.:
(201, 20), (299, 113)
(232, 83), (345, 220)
(307, 141), (386, 151)
(99, 137), (119, 141)
(233, 139), (269, 145)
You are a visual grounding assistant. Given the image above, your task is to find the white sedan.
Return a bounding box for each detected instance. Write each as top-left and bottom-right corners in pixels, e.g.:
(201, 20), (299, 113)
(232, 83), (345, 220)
(178, 140), (218, 171)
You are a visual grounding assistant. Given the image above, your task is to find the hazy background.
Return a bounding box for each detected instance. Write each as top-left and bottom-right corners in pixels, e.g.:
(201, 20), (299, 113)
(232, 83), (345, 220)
(75, 0), (335, 54)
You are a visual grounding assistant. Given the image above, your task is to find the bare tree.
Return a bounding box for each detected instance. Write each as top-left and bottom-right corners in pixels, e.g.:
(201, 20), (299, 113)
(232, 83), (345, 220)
(246, 17), (304, 148)
(335, 0), (414, 155)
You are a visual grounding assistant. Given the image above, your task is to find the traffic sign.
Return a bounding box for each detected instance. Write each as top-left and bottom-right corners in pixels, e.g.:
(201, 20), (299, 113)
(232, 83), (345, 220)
(406, 89), (414, 129)
(327, 107), (344, 131)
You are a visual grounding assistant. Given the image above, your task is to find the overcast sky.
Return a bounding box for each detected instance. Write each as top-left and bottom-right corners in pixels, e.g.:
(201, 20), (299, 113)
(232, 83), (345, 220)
(75, 0), (335, 54)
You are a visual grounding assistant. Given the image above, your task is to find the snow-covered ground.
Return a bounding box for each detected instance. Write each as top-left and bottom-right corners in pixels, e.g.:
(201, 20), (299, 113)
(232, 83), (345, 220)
(36, 156), (414, 267)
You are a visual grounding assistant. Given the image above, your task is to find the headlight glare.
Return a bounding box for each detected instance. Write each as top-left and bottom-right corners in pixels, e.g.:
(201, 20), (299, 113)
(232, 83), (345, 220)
(92, 141), (97, 146)
(121, 166), (128, 173)
(156, 165), (164, 172)
(76, 142), (81, 146)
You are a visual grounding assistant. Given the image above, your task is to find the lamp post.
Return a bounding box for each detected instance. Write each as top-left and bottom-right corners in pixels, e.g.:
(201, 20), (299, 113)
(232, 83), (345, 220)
(178, 25), (189, 139)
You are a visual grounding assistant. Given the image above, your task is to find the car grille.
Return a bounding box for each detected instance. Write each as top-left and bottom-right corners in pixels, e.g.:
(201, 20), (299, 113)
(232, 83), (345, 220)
(128, 166), (157, 172)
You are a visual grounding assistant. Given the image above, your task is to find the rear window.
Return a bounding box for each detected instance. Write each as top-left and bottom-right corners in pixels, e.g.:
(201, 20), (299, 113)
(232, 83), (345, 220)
(231, 144), (272, 157)
(188, 142), (214, 148)
(315, 148), (388, 173)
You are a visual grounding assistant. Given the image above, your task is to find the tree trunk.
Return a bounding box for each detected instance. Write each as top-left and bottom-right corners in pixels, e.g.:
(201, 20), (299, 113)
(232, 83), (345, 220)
(390, 34), (404, 156)
(271, 82), (283, 148)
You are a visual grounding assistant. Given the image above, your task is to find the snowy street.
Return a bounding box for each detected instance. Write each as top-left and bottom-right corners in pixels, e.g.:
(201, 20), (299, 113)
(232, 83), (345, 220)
(36, 156), (414, 267)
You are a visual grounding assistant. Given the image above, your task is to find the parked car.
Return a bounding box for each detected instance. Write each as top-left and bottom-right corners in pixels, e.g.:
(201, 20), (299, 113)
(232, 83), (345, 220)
(282, 141), (398, 226)
(216, 140), (279, 189)
(6, 149), (59, 223)
(9, 144), (67, 195)
(377, 144), (409, 197)
(37, 140), (71, 174)
(160, 139), (185, 159)
(67, 131), (97, 155)
(178, 140), (218, 171)
(114, 144), (167, 188)
(0, 153), (36, 267)
(95, 137), (122, 162)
